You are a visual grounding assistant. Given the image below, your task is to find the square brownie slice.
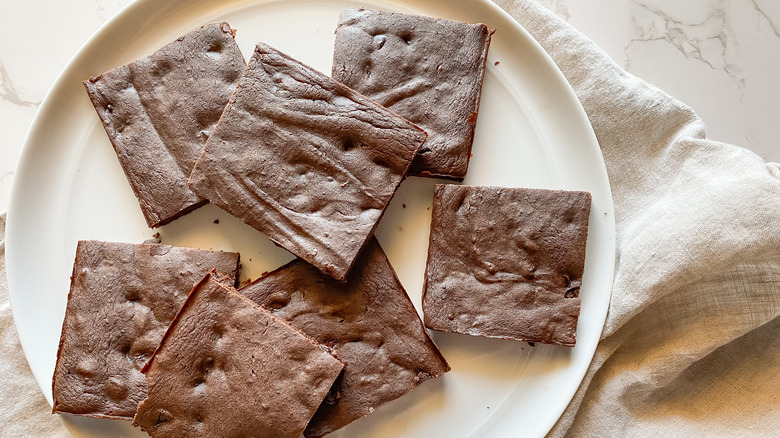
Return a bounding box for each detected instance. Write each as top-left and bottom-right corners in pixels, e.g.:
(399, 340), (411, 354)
(51, 240), (240, 419)
(133, 272), (344, 438)
(189, 42), (427, 281)
(422, 185), (591, 346)
(332, 7), (492, 181)
(84, 22), (245, 228)
(240, 238), (449, 437)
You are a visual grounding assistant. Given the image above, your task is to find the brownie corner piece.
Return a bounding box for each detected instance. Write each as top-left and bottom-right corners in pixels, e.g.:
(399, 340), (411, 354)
(188, 42), (426, 281)
(51, 240), (240, 420)
(83, 22), (245, 228)
(422, 185), (591, 346)
(132, 273), (343, 438)
(332, 7), (493, 181)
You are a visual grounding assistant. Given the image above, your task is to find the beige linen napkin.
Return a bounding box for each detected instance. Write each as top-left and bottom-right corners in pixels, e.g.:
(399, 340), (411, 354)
(2, 1), (780, 436)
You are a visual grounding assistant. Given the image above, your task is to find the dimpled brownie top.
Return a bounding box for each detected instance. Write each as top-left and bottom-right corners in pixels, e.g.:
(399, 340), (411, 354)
(240, 238), (449, 437)
(188, 42), (427, 281)
(133, 272), (344, 438)
(422, 185), (591, 347)
(83, 22), (245, 228)
(332, 7), (492, 181)
(51, 240), (239, 419)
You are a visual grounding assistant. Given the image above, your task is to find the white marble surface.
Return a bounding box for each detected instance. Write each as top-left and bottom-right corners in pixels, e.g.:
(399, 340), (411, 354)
(1, 0), (778, 215)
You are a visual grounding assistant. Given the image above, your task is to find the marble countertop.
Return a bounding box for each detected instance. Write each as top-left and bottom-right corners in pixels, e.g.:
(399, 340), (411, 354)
(1, 0), (778, 214)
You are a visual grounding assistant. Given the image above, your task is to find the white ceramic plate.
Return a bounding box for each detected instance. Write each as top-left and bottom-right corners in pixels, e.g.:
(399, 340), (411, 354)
(7, 0), (615, 436)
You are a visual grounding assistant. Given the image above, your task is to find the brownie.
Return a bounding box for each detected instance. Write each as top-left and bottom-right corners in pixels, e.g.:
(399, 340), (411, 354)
(422, 185), (591, 346)
(189, 42), (427, 281)
(51, 241), (240, 419)
(133, 272), (344, 438)
(332, 7), (492, 181)
(241, 238), (449, 437)
(83, 22), (245, 228)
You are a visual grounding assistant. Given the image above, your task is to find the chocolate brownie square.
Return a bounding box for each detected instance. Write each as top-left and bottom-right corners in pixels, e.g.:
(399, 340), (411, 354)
(51, 240), (240, 419)
(240, 238), (449, 437)
(332, 7), (492, 181)
(422, 185), (591, 346)
(189, 42), (427, 281)
(84, 22), (245, 228)
(133, 272), (344, 438)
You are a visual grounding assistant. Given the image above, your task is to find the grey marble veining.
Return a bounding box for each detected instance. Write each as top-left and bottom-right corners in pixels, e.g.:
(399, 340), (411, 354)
(627, 1), (745, 91)
(751, 0), (780, 38)
(540, 0), (780, 162)
(0, 59), (41, 108)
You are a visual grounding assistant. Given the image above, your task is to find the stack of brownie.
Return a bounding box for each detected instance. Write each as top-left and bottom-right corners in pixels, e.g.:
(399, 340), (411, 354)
(53, 7), (592, 438)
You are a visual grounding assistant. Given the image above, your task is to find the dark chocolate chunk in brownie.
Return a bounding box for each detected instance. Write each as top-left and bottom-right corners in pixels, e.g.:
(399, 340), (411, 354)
(133, 272), (344, 438)
(189, 42), (426, 281)
(83, 22), (245, 228)
(332, 7), (492, 181)
(422, 185), (591, 347)
(241, 238), (449, 437)
(51, 240), (240, 419)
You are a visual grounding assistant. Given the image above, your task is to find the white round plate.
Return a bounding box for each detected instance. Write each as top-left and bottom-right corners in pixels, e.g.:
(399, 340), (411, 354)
(7, 0), (615, 437)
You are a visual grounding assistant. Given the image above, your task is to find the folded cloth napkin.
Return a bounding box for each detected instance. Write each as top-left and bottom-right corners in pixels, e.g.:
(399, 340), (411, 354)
(2, 0), (779, 436)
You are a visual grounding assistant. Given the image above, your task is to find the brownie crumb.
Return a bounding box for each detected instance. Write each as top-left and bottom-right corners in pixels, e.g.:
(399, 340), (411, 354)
(239, 278), (253, 287)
